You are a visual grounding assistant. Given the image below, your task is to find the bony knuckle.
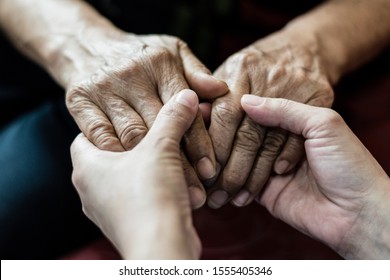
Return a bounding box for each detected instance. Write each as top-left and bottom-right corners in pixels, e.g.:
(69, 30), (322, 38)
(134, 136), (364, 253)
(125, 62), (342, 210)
(262, 130), (287, 156)
(235, 128), (262, 152)
(175, 37), (187, 47)
(66, 83), (92, 107)
(120, 59), (144, 77)
(267, 65), (287, 83)
(229, 50), (258, 68)
(146, 46), (173, 63)
(87, 121), (117, 151)
(120, 125), (147, 149)
(214, 101), (243, 127)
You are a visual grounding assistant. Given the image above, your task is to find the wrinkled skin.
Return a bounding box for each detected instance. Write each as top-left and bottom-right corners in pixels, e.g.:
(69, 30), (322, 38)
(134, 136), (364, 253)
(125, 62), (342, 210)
(207, 31), (334, 209)
(64, 33), (228, 208)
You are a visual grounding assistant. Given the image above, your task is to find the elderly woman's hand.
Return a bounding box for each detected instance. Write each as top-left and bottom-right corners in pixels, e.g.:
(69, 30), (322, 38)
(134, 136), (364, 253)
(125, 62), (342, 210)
(207, 29), (334, 209)
(59, 30), (227, 208)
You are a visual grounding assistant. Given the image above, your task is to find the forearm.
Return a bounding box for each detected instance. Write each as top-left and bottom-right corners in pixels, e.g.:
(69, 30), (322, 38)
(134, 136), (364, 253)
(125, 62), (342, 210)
(283, 0), (390, 84)
(110, 205), (200, 260)
(0, 0), (120, 87)
(338, 176), (390, 259)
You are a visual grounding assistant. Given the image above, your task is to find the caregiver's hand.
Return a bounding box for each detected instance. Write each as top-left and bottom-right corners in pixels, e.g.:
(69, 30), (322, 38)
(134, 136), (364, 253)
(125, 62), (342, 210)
(242, 95), (390, 259)
(71, 89), (201, 259)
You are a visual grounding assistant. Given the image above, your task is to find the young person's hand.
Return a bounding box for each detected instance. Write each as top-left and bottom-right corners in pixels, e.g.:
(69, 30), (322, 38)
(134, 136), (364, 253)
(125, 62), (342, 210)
(242, 95), (390, 259)
(71, 89), (202, 259)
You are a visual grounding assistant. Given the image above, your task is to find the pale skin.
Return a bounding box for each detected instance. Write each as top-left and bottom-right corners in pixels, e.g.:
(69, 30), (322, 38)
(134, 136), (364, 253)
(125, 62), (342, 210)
(71, 93), (390, 259)
(71, 89), (202, 259)
(241, 95), (390, 259)
(207, 0), (390, 208)
(1, 0), (390, 209)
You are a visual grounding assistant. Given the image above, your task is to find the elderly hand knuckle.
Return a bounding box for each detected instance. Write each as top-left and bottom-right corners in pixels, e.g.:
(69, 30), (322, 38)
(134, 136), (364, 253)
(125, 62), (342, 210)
(66, 84), (91, 106)
(87, 121), (116, 150)
(261, 131), (286, 157)
(214, 101), (242, 128)
(235, 129), (261, 152)
(147, 46), (173, 63)
(120, 125), (147, 149)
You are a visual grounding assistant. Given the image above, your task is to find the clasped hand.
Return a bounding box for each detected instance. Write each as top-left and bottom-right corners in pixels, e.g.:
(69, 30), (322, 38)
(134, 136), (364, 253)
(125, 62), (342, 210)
(64, 28), (334, 209)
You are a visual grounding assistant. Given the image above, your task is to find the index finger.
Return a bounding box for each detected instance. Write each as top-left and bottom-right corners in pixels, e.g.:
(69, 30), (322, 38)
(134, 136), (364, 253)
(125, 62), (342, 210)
(157, 54), (218, 181)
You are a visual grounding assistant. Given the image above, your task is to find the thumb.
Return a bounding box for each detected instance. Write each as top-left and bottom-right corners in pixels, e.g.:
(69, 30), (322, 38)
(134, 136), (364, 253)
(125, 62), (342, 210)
(179, 41), (228, 99)
(70, 133), (104, 169)
(146, 89), (199, 143)
(241, 95), (341, 139)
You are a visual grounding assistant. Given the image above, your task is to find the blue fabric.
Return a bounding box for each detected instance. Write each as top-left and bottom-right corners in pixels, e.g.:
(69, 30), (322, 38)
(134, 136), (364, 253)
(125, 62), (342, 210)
(0, 97), (99, 259)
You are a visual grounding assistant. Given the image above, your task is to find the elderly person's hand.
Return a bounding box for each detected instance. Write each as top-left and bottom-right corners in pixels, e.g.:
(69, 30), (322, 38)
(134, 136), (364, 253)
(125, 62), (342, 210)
(242, 95), (390, 259)
(71, 89), (201, 259)
(62, 31), (228, 208)
(0, 0), (228, 209)
(206, 30), (334, 209)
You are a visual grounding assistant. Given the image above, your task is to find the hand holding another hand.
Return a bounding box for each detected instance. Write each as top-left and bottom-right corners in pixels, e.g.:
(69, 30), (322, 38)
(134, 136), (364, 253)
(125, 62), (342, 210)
(206, 30), (334, 208)
(71, 89), (202, 259)
(242, 95), (390, 259)
(61, 31), (228, 208)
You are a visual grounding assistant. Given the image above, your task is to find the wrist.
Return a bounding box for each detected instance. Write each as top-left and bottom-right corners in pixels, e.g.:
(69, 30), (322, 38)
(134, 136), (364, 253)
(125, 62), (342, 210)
(337, 177), (390, 259)
(114, 204), (200, 259)
(47, 21), (125, 89)
(282, 21), (344, 85)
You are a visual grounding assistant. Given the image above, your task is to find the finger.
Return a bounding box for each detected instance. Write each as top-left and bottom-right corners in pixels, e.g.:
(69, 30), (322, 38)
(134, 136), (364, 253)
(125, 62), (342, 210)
(274, 133), (305, 174)
(146, 89), (199, 143)
(158, 59), (218, 181)
(241, 95), (334, 138)
(182, 110), (219, 181)
(209, 78), (248, 172)
(181, 151), (207, 209)
(100, 94), (148, 150)
(178, 40), (228, 99)
(234, 128), (287, 207)
(70, 133), (102, 168)
(70, 133), (111, 192)
(199, 102), (211, 128)
(207, 116), (265, 209)
(66, 92), (124, 152)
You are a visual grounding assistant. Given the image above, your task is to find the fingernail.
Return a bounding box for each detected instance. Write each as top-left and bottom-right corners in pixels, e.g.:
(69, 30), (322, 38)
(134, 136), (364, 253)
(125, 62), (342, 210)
(197, 157), (216, 180)
(274, 160), (291, 175)
(202, 162), (221, 188)
(207, 190), (228, 209)
(176, 90), (197, 108)
(232, 190), (250, 207)
(241, 95), (264, 106)
(188, 186), (206, 209)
